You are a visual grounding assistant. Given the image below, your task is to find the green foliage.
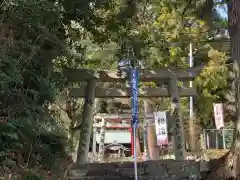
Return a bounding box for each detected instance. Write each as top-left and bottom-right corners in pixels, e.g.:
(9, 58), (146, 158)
(20, 170), (45, 180)
(195, 48), (229, 127)
(22, 173), (44, 180)
(0, 0), (69, 176)
(0, 0), (141, 173)
(0, 0), (232, 176)
(68, 0), (230, 128)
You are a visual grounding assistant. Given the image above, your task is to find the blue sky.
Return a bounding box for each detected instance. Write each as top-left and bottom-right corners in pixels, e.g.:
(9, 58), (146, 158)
(216, 4), (227, 19)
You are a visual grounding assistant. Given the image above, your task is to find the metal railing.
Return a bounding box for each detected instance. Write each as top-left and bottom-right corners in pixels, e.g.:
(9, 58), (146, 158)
(203, 129), (234, 149)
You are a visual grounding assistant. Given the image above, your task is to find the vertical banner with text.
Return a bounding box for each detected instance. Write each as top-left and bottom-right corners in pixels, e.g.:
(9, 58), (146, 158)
(153, 111), (168, 146)
(131, 68), (139, 125)
(213, 103), (224, 129)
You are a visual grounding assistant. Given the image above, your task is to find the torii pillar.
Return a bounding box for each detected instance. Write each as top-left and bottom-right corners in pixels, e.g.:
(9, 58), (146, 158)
(169, 77), (186, 160)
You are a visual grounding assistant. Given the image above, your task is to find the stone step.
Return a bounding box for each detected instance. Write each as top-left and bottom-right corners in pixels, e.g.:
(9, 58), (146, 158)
(67, 160), (206, 180)
(88, 160), (201, 176)
(69, 176), (130, 180)
(70, 175), (196, 180)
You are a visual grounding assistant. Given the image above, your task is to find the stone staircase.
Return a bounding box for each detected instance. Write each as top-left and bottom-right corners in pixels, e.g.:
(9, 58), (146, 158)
(67, 160), (207, 180)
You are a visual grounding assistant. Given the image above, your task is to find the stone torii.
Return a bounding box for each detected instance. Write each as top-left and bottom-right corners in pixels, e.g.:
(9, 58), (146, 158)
(63, 65), (203, 163)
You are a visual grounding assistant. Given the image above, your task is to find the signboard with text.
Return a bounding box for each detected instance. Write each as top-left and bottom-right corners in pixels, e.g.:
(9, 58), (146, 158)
(153, 111), (168, 146)
(213, 103), (224, 129)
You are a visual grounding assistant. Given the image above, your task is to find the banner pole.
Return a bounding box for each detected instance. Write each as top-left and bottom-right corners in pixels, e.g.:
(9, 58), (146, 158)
(131, 68), (138, 180)
(133, 123), (138, 180)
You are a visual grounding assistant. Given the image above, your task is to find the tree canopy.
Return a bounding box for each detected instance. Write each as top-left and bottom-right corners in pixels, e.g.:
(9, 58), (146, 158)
(0, 0), (233, 178)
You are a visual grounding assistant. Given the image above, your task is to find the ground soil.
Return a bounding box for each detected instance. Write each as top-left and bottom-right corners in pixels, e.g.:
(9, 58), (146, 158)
(0, 149), (230, 179)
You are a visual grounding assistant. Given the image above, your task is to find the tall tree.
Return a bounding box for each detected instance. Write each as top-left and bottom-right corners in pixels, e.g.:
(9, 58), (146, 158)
(207, 0), (240, 179)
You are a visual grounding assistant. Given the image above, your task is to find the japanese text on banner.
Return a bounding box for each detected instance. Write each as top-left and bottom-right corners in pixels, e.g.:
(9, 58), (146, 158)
(213, 103), (224, 129)
(131, 69), (138, 124)
(153, 111), (168, 146)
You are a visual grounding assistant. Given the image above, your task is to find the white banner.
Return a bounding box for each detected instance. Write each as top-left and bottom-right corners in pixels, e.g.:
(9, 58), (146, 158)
(153, 111), (168, 146)
(213, 103), (224, 129)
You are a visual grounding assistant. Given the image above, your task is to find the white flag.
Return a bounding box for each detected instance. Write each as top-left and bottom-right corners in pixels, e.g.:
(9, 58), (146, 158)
(213, 103), (224, 129)
(153, 111), (168, 146)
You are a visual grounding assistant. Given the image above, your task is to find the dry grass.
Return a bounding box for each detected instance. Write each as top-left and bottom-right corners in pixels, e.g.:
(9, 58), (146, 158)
(93, 149), (230, 163)
(204, 149), (229, 159)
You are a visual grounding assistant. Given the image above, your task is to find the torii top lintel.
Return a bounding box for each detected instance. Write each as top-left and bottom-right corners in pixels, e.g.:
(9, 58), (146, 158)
(64, 65), (204, 82)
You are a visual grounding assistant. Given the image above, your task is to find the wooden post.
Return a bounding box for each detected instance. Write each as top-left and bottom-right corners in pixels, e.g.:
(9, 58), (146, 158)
(146, 103), (159, 160)
(203, 129), (207, 150)
(76, 79), (97, 164)
(92, 98), (100, 157)
(169, 77), (186, 160)
(98, 118), (106, 162)
(206, 132), (210, 149)
(189, 118), (196, 151)
(215, 131), (219, 149)
(92, 126), (97, 156)
(143, 100), (151, 160)
(222, 129), (226, 149)
(130, 127), (134, 156)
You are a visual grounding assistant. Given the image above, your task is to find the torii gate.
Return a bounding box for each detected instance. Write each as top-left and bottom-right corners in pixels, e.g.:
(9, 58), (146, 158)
(64, 66), (203, 162)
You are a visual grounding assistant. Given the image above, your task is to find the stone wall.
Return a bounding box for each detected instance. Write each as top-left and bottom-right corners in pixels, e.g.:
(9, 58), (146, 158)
(67, 160), (207, 180)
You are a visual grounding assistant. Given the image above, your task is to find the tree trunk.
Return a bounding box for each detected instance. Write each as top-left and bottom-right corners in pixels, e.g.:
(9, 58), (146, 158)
(145, 102), (159, 160)
(98, 118), (106, 162)
(228, 0), (240, 150)
(189, 116), (196, 152)
(92, 98), (100, 157)
(136, 127), (142, 159)
(143, 100), (151, 160)
(76, 79), (96, 164)
(207, 1), (240, 179)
